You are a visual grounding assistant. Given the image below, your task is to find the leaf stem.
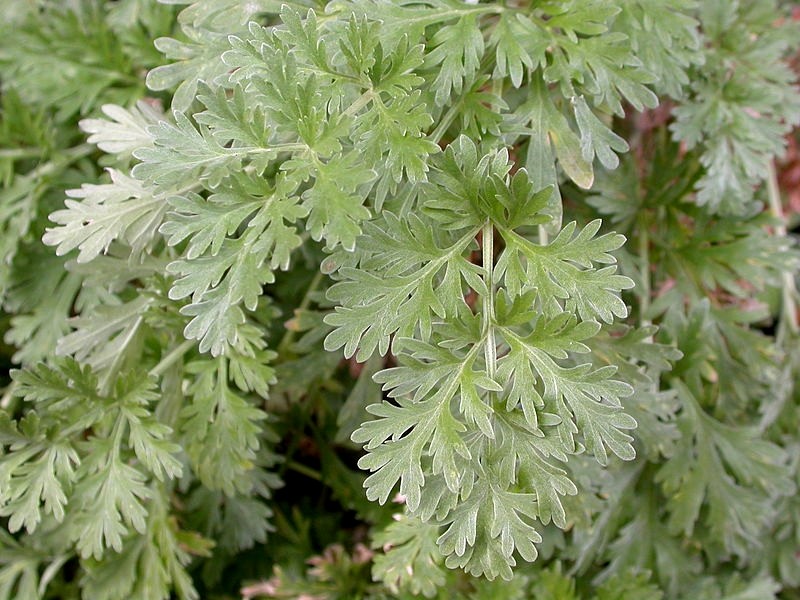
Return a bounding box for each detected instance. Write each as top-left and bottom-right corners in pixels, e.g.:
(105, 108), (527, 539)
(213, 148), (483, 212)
(249, 142), (311, 155)
(0, 148), (43, 160)
(568, 461), (644, 575)
(430, 102), (460, 144)
(285, 460), (322, 481)
(277, 270), (324, 355)
(482, 221), (497, 381)
(538, 224), (549, 246)
(0, 381), (18, 410)
(100, 314), (147, 396)
(24, 143), (94, 180)
(218, 355), (228, 387)
(639, 217), (651, 328)
(149, 339), (196, 379)
(110, 411), (127, 460)
(766, 161), (798, 335)
(343, 88), (376, 117)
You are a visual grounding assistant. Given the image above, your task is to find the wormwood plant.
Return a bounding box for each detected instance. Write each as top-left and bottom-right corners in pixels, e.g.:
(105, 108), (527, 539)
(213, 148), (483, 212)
(1, 0), (799, 598)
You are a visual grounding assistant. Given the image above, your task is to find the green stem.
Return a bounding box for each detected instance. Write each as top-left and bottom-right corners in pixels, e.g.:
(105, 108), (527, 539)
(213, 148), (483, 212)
(482, 221), (497, 381)
(297, 64), (364, 86)
(0, 148), (42, 160)
(149, 339), (196, 379)
(250, 142), (312, 155)
(26, 144), (94, 180)
(100, 315), (146, 396)
(286, 460), (322, 482)
(0, 381), (18, 410)
(342, 88), (376, 117)
(568, 461), (644, 576)
(639, 218), (651, 328)
(218, 356), (228, 389)
(430, 102), (460, 145)
(110, 412), (127, 460)
(278, 270), (324, 355)
(766, 161), (798, 335)
(538, 224), (549, 246)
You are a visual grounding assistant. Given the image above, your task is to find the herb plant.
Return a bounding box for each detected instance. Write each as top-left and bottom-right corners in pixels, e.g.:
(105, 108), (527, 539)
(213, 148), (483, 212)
(1, 1), (799, 599)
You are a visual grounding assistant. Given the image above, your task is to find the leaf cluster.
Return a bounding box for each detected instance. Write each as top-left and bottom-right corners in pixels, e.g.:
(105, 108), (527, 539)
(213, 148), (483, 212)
(0, 1), (799, 599)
